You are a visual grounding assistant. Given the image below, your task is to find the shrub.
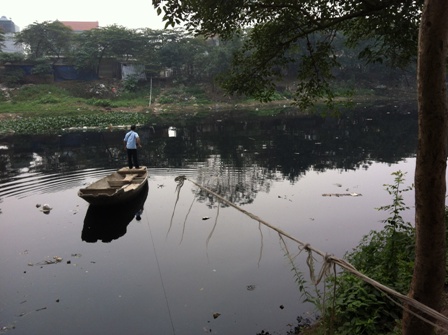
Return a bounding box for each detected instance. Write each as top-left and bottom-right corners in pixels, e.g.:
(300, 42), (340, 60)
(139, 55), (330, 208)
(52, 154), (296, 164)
(326, 171), (415, 335)
(2, 68), (25, 87)
(85, 98), (119, 108)
(158, 95), (176, 104)
(0, 52), (25, 64)
(122, 75), (140, 92)
(31, 61), (53, 76)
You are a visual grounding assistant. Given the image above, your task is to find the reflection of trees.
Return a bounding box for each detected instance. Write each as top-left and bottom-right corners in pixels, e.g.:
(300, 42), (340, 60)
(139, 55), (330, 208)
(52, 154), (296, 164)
(174, 105), (417, 205)
(0, 104), (417, 206)
(159, 104), (416, 206)
(0, 150), (12, 179)
(193, 159), (278, 208)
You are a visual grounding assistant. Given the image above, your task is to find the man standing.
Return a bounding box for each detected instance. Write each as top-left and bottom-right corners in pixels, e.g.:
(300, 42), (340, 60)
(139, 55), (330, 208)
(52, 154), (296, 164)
(123, 125), (142, 169)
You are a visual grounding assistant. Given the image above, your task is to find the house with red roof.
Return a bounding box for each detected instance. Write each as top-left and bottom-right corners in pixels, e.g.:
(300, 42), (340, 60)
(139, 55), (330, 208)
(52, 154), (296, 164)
(59, 21), (99, 32)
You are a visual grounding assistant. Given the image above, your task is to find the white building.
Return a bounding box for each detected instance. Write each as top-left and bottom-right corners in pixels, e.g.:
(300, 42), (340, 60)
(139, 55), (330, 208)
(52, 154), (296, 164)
(0, 16), (24, 54)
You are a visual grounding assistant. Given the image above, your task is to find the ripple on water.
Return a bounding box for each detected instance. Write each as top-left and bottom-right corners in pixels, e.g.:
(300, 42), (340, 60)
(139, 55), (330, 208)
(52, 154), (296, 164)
(0, 168), (116, 199)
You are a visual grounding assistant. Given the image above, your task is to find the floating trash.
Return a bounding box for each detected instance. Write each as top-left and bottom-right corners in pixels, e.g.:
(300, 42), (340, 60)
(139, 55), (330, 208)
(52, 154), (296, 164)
(32, 256), (64, 266)
(37, 203), (52, 214)
(322, 193), (362, 197)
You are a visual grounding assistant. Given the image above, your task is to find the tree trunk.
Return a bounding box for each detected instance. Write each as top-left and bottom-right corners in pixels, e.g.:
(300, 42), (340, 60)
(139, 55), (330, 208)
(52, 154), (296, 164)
(402, 1), (448, 334)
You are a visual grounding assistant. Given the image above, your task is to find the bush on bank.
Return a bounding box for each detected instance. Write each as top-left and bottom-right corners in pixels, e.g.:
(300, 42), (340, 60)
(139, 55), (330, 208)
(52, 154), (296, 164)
(291, 172), (447, 335)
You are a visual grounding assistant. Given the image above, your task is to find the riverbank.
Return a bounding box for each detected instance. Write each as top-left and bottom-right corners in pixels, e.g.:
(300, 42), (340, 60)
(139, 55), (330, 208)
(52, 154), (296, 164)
(0, 81), (417, 135)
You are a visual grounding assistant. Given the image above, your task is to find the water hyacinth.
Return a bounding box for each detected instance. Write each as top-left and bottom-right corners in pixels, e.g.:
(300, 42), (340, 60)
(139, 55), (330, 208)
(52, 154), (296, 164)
(0, 112), (151, 135)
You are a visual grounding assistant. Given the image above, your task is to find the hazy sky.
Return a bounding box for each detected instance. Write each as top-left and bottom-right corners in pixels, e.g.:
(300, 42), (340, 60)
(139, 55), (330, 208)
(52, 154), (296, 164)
(2, 0), (166, 31)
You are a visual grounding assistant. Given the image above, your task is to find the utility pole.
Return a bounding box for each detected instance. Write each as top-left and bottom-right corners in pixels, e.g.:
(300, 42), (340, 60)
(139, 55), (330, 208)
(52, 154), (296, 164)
(148, 77), (153, 106)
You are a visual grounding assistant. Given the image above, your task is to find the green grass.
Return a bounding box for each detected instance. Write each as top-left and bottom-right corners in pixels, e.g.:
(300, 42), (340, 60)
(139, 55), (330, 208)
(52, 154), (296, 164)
(156, 86), (213, 105)
(0, 83), (153, 117)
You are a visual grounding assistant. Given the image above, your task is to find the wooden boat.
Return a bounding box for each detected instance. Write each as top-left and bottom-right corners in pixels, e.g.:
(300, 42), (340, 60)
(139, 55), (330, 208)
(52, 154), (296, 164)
(78, 167), (148, 206)
(82, 182), (148, 243)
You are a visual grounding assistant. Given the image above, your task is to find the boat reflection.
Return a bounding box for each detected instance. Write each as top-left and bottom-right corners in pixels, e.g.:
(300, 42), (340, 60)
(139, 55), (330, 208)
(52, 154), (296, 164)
(81, 182), (148, 243)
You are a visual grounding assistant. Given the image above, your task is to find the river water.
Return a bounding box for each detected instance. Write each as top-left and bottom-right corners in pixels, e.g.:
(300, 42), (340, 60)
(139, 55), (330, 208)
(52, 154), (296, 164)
(0, 104), (419, 334)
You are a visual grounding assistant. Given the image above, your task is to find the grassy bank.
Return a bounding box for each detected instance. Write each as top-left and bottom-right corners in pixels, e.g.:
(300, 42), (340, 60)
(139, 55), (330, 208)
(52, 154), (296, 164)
(0, 80), (416, 135)
(0, 81), (299, 134)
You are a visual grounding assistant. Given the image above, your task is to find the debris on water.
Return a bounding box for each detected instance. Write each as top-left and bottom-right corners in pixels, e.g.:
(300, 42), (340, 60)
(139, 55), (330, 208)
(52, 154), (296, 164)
(322, 193), (362, 197)
(33, 256), (63, 266)
(44, 258), (59, 265)
(1, 324), (16, 332)
(334, 183), (342, 187)
(202, 216), (210, 220)
(212, 313), (221, 319)
(39, 203), (52, 214)
(279, 305), (285, 309)
(246, 284), (256, 291)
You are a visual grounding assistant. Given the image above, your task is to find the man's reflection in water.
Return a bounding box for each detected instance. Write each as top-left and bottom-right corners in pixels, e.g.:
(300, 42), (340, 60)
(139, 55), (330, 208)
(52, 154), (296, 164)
(135, 208), (143, 221)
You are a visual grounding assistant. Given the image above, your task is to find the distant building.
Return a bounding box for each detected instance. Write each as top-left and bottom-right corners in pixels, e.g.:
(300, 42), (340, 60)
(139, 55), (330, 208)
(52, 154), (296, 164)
(0, 16), (23, 54)
(0, 16), (19, 33)
(59, 21), (99, 32)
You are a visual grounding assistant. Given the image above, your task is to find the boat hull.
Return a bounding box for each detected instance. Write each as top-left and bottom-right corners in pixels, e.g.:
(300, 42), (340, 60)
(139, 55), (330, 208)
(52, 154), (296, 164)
(78, 167), (148, 206)
(82, 182), (149, 242)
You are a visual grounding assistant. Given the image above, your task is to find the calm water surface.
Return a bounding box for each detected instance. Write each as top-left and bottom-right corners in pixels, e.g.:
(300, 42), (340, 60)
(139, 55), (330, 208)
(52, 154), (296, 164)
(0, 105), (421, 334)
